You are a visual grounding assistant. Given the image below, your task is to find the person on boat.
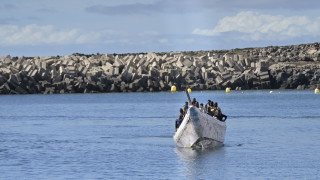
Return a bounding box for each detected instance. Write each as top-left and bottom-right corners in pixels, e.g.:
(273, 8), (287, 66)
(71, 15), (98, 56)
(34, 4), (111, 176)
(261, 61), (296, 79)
(175, 108), (184, 130)
(199, 103), (205, 113)
(207, 101), (215, 116)
(191, 98), (198, 106)
(205, 100), (212, 113)
(183, 101), (188, 115)
(213, 102), (227, 121)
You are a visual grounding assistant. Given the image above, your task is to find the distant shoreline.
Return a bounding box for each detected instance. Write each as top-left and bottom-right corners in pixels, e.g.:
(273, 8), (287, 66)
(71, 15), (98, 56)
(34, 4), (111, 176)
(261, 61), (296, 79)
(1, 42), (319, 95)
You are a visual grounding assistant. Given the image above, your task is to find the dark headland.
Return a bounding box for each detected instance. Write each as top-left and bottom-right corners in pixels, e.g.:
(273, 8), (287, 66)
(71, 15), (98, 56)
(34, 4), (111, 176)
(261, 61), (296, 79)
(1, 42), (320, 94)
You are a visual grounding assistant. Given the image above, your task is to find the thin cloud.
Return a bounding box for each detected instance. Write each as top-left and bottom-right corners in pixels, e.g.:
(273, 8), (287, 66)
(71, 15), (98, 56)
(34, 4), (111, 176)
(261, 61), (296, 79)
(193, 11), (320, 41)
(0, 24), (119, 46)
(0, 3), (16, 10)
(35, 7), (57, 13)
(85, 0), (208, 15)
(85, 0), (320, 16)
(138, 31), (160, 36)
(85, 3), (159, 15)
(196, 0), (320, 10)
(0, 18), (17, 24)
(158, 38), (169, 44)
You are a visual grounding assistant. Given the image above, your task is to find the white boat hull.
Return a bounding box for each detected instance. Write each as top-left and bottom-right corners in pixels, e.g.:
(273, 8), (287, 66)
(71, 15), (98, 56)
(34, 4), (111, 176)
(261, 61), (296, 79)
(173, 106), (226, 148)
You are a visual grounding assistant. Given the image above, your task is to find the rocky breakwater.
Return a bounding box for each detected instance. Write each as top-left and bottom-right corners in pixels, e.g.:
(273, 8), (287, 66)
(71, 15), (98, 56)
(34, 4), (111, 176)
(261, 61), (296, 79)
(0, 42), (320, 95)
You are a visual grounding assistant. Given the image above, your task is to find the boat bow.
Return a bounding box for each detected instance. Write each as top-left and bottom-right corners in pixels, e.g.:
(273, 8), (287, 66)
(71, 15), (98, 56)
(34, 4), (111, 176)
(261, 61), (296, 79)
(174, 106), (226, 148)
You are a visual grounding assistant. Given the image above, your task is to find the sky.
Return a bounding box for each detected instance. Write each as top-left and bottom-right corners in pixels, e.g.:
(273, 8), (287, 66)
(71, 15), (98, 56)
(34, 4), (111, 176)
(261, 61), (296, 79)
(1, 0), (320, 57)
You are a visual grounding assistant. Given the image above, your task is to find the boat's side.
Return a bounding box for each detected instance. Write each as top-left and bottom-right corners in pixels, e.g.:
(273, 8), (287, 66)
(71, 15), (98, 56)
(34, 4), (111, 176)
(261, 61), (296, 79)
(190, 106), (226, 143)
(173, 109), (198, 147)
(173, 106), (226, 148)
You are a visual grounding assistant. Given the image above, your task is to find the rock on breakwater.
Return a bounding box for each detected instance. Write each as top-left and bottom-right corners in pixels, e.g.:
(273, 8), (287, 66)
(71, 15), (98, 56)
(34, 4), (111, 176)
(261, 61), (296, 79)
(0, 43), (320, 94)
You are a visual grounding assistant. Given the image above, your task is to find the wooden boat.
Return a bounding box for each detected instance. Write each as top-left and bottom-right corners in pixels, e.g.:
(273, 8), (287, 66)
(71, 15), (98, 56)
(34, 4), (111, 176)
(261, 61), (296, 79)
(173, 106), (227, 148)
(173, 90), (226, 148)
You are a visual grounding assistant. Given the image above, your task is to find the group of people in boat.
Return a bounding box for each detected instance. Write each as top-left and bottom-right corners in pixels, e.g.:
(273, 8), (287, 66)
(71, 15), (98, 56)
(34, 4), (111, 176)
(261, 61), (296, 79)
(175, 98), (227, 130)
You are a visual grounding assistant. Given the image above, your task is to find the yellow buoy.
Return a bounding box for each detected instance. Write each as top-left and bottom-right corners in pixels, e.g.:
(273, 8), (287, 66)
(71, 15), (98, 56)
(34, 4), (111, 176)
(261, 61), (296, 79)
(187, 88), (192, 93)
(226, 87), (231, 93)
(171, 85), (176, 92)
(270, 91), (273, 94)
(315, 88), (319, 94)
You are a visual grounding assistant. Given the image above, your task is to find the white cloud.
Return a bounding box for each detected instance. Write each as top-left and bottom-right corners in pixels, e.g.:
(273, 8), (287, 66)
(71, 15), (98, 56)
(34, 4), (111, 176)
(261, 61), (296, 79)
(75, 32), (101, 44)
(183, 38), (195, 44)
(193, 11), (320, 41)
(159, 38), (169, 43)
(0, 24), (76, 45)
(139, 30), (160, 36)
(0, 24), (119, 46)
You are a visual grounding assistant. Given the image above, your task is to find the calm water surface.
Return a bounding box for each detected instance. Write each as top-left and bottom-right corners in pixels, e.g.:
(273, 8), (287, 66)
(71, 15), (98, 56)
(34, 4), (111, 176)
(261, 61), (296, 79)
(0, 90), (320, 179)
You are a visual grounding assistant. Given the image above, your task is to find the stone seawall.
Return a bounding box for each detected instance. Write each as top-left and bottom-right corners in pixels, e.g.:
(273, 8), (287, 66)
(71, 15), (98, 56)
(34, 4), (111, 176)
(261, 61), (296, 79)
(0, 43), (320, 94)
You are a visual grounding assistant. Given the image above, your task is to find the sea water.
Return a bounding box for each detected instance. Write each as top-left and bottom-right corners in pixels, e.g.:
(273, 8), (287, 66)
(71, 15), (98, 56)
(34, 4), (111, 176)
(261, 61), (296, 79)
(0, 90), (319, 179)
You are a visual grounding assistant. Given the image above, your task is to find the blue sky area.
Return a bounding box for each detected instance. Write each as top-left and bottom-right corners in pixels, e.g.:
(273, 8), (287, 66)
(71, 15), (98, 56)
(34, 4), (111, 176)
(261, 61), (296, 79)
(1, 0), (320, 56)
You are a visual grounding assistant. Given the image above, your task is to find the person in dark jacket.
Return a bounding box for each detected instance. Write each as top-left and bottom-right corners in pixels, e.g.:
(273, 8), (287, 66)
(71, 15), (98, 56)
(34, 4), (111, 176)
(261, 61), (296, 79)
(175, 108), (185, 130)
(207, 101), (215, 116)
(205, 100), (211, 112)
(191, 98), (198, 106)
(214, 102), (227, 121)
(183, 101), (188, 115)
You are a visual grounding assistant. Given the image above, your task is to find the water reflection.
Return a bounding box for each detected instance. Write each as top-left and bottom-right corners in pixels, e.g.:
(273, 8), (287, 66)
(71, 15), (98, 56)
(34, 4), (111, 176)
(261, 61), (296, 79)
(174, 146), (227, 179)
